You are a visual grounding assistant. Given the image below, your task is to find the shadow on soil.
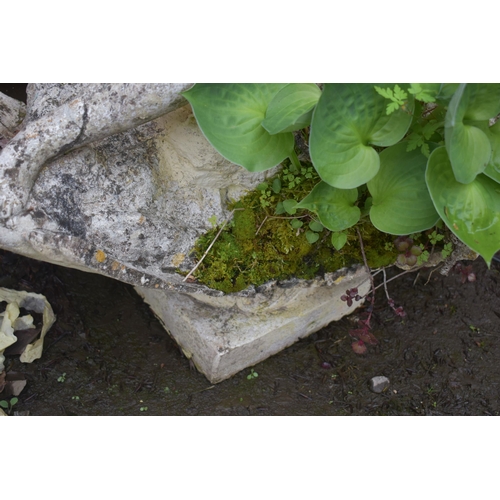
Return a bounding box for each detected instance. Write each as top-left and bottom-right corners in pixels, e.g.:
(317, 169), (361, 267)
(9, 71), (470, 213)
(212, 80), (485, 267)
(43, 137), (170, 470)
(1, 249), (500, 415)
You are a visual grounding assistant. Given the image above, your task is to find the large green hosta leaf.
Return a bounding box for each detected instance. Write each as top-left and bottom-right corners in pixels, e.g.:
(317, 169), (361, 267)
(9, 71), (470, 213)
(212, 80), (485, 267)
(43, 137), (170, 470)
(295, 181), (360, 232)
(483, 120), (500, 183)
(444, 83), (500, 184)
(261, 83), (321, 134)
(309, 83), (414, 189)
(436, 83), (460, 103)
(426, 146), (500, 266)
(182, 84), (294, 172)
(367, 142), (439, 234)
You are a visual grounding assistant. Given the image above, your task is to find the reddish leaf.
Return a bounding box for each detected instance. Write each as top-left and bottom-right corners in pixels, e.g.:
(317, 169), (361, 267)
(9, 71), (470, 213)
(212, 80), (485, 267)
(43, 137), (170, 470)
(356, 330), (379, 345)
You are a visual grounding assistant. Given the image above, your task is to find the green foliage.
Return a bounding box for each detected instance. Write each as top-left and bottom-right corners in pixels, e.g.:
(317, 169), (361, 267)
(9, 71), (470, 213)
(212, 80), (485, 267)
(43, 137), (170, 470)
(305, 231), (319, 244)
(189, 162), (398, 293)
(0, 397), (18, 415)
(428, 230), (444, 245)
(416, 249), (430, 266)
(208, 215), (218, 228)
(444, 84), (500, 184)
(282, 199), (298, 215)
(426, 147), (500, 265)
(309, 84), (414, 189)
(367, 142), (440, 234)
(408, 83), (439, 103)
(442, 242), (453, 259)
(182, 84), (294, 171)
(247, 369), (259, 380)
(484, 120), (500, 182)
(257, 182), (275, 208)
(374, 84), (409, 114)
(261, 83), (321, 134)
(405, 120), (443, 157)
(295, 181), (360, 232)
(184, 83), (500, 267)
(331, 231), (348, 250)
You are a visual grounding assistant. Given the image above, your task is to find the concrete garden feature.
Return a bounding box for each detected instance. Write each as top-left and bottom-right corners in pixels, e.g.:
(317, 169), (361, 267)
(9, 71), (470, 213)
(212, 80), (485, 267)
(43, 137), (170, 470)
(0, 84), (372, 382)
(137, 266), (370, 383)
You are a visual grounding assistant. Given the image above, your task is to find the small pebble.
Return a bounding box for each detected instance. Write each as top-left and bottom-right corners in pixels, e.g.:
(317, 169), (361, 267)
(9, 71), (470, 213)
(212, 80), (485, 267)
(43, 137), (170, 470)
(369, 376), (390, 393)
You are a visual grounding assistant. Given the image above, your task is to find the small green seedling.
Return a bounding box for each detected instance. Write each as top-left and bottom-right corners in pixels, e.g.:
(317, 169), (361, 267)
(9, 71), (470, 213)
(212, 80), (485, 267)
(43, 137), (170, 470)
(0, 397), (18, 415)
(305, 220), (324, 244)
(57, 373), (66, 383)
(208, 215), (218, 228)
(140, 406), (148, 412)
(384, 241), (394, 251)
(331, 231), (348, 251)
(247, 369), (258, 380)
(441, 242), (453, 259)
(416, 249), (430, 266)
(428, 230), (444, 245)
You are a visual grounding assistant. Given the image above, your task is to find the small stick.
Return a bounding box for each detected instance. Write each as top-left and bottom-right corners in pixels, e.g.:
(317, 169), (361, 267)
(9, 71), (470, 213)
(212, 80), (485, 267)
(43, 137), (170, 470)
(372, 268), (414, 291)
(183, 209), (240, 282)
(382, 267), (391, 301)
(413, 271), (421, 286)
(255, 215), (269, 236)
(425, 265), (442, 285)
(356, 227), (376, 300)
(367, 265), (432, 296)
(255, 214), (309, 236)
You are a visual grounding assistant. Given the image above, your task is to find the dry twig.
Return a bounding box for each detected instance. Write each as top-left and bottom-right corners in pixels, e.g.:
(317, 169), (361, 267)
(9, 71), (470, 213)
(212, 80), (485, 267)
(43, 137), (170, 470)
(182, 209), (242, 282)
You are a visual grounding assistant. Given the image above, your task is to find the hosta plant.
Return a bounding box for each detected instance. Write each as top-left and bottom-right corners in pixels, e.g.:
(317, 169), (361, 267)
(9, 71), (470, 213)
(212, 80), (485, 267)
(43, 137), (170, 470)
(183, 83), (500, 267)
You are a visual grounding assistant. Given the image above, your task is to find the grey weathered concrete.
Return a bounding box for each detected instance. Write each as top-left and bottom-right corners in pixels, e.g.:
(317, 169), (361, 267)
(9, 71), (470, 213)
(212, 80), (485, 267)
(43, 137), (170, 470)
(0, 84), (191, 221)
(137, 266), (370, 383)
(0, 91), (26, 146)
(0, 85), (276, 287)
(0, 83), (370, 382)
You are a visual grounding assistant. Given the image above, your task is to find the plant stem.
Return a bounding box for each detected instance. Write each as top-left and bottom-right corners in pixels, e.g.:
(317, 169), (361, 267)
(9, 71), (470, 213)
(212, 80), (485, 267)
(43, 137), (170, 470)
(382, 268), (391, 301)
(289, 149), (301, 171)
(356, 227), (376, 324)
(255, 214), (309, 236)
(356, 227), (375, 294)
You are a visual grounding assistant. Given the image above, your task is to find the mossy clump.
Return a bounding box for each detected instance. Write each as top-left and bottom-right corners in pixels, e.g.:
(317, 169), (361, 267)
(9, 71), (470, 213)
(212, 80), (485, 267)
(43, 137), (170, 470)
(188, 161), (400, 294)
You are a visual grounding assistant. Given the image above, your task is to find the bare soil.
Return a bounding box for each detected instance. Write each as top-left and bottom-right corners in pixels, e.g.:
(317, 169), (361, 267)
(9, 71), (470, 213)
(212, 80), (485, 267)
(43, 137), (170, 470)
(1, 249), (500, 416)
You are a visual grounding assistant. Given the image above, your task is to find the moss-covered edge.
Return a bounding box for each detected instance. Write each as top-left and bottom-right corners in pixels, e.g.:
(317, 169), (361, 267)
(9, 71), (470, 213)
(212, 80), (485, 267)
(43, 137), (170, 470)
(180, 160), (402, 294)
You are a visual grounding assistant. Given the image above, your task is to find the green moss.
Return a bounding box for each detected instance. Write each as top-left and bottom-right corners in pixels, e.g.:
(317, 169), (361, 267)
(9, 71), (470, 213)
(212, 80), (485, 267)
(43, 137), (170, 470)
(188, 161), (400, 294)
(232, 201), (256, 243)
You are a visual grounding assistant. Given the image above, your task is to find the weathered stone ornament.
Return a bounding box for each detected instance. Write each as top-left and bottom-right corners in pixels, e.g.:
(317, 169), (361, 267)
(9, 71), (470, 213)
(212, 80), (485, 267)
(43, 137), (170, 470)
(0, 84), (370, 383)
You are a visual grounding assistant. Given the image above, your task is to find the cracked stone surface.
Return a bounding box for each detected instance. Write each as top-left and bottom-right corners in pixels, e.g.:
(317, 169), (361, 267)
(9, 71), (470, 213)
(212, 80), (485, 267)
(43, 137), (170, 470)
(0, 84), (370, 381)
(0, 85), (276, 289)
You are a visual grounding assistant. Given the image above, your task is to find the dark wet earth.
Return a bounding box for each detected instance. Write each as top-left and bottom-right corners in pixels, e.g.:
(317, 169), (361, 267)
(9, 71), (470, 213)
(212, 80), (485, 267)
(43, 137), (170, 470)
(1, 249), (500, 415)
